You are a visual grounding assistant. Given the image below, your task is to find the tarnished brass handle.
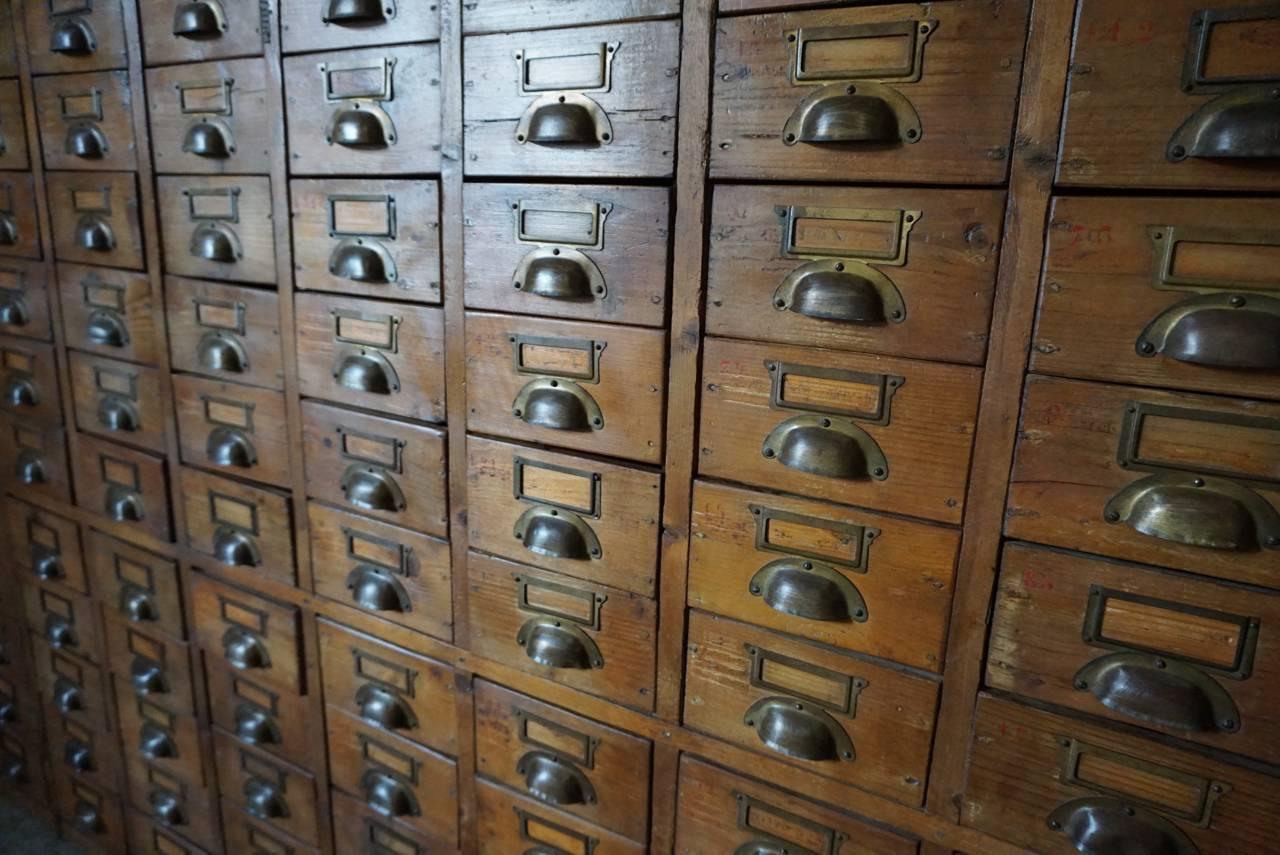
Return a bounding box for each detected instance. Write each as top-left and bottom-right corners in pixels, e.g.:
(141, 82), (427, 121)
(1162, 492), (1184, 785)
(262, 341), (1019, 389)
(362, 769), (420, 818)
(76, 214), (116, 252)
(86, 309), (127, 347)
(512, 378), (604, 432)
(516, 93), (614, 146)
(1136, 293), (1280, 370)
(326, 102), (397, 148)
(1047, 796), (1200, 855)
(150, 790), (185, 826)
(4, 370), (37, 407)
(207, 425), (257, 468)
(190, 221), (242, 263)
(139, 722), (178, 759)
(340, 464), (407, 512)
(46, 615), (76, 648)
(64, 738), (92, 771)
(0, 694), (15, 724)
(761, 415), (889, 481)
(516, 618), (604, 670)
(14, 449), (47, 485)
(104, 484), (145, 523)
(334, 348), (400, 394)
(742, 697), (855, 763)
(0, 292), (29, 328)
(749, 558), (867, 623)
(51, 18), (97, 55)
(172, 0), (227, 38)
(31, 543), (63, 581)
(53, 677), (83, 713)
(516, 750), (596, 806)
(197, 331), (248, 374)
(783, 81), (922, 146)
(120, 583), (158, 622)
(512, 248), (606, 301)
(0, 752), (24, 781)
(65, 122), (107, 159)
(0, 213), (17, 246)
(773, 259), (906, 325)
(513, 505), (602, 561)
(213, 525), (262, 568)
(356, 683), (416, 731)
(1104, 473), (1280, 552)
(244, 777), (288, 820)
(1073, 651), (1240, 733)
(234, 704), (280, 745)
(324, 0), (393, 26)
(131, 657), (169, 695)
(1168, 85), (1280, 161)
(97, 394), (139, 432)
(346, 565), (411, 613)
(183, 119), (234, 159)
(72, 799), (102, 834)
(222, 626), (269, 671)
(329, 238), (397, 284)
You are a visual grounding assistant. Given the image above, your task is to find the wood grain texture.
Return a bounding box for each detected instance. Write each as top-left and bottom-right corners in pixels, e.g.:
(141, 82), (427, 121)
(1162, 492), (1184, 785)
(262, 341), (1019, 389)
(32, 70), (137, 171)
(0, 171), (42, 260)
(179, 466), (297, 587)
(330, 789), (442, 855)
(73, 432), (173, 543)
(0, 333), (63, 425)
(138, 0), (269, 65)
(89, 531), (184, 647)
(52, 771), (128, 853)
(23, 0), (128, 74)
(474, 776), (646, 855)
(30, 638), (112, 734)
(213, 728), (321, 846)
(0, 259), (53, 343)
(171, 374), (292, 488)
(57, 262), (159, 364)
(115, 688), (208, 786)
(69, 349), (168, 451)
(165, 276), (285, 390)
(156, 175), (276, 284)
(281, 0), (440, 54)
(46, 170), (144, 269)
(463, 0), (680, 34)
(206, 663), (312, 769)
(145, 58), (274, 175)
(190, 574), (302, 694)
(0, 80), (31, 171)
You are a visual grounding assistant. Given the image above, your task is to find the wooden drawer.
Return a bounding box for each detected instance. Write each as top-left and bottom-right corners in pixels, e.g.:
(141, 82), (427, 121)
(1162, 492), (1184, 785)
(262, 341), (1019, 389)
(990, 542), (1280, 764)
(706, 185), (1004, 365)
(214, 729), (321, 846)
(191, 575), (303, 694)
(0, 260), (54, 342)
(24, 0), (128, 75)
(964, 694), (1280, 854)
(165, 276), (284, 389)
(92, 533), (186, 641)
(172, 374), (291, 488)
(32, 640), (112, 734)
(104, 617), (195, 717)
(301, 400), (448, 535)
(476, 777), (644, 855)
(325, 708), (458, 848)
(699, 337), (981, 525)
(0, 729), (52, 815)
(467, 553), (657, 713)
(308, 501), (453, 642)
(463, 0), (679, 34)
(56, 775), (128, 854)
(0, 334), (62, 425)
(127, 810), (211, 855)
(139, 0), (269, 65)
(1035, 196), (1280, 401)
(466, 312), (666, 464)
(207, 664), (311, 769)
(157, 175), (276, 284)
(70, 351), (168, 452)
(331, 789), (439, 855)
(46, 708), (123, 794)
(1008, 375), (1280, 589)
(58, 263), (159, 364)
(688, 480), (958, 672)
(10, 500), (86, 595)
(463, 20), (680, 179)
(674, 755), (919, 855)
(179, 467), (296, 587)
(116, 687), (206, 786)
(463, 183), (670, 327)
(683, 610), (937, 807)
(0, 172), (40, 260)
(221, 799), (321, 855)
(0, 413), (71, 503)
(467, 436), (661, 598)
(123, 760), (218, 854)
(75, 434), (173, 543)
(295, 292), (445, 422)
(0, 80), (30, 171)
(475, 680), (651, 842)
(317, 618), (457, 756)
(282, 44), (442, 176)
(34, 70), (137, 171)
(147, 59), (274, 175)
(47, 171), (145, 269)
(281, 0), (440, 54)
(24, 578), (101, 664)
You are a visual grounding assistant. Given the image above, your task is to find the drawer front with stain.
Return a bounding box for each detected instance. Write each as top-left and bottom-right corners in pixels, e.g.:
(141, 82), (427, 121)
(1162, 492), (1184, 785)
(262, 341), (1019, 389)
(220, 799), (321, 855)
(0, 260), (54, 343)
(139, 0), (269, 64)
(69, 350), (167, 452)
(55, 775), (128, 852)
(10, 500), (85, 594)
(0, 334), (62, 425)
(0, 80), (29, 171)
(172, 374), (291, 487)
(0, 413), (71, 504)
(165, 276), (284, 389)
(463, 0), (679, 34)
(45, 709), (122, 794)
(0, 730), (51, 815)
(207, 665), (312, 770)
(281, 0), (440, 55)
(74, 433), (172, 542)
(0, 173), (40, 260)
(34, 70), (137, 171)
(475, 777), (645, 855)
(24, 578), (101, 664)
(180, 466), (296, 586)
(191, 575), (302, 694)
(47, 171), (144, 269)
(116, 689), (206, 786)
(91, 532), (185, 640)
(32, 640), (112, 734)
(126, 811), (211, 855)
(58, 263), (159, 363)
(158, 175), (276, 284)
(331, 789), (439, 855)
(24, 0), (128, 74)
(147, 58), (274, 175)
(214, 729), (320, 846)
(123, 756), (218, 851)
(104, 616), (195, 717)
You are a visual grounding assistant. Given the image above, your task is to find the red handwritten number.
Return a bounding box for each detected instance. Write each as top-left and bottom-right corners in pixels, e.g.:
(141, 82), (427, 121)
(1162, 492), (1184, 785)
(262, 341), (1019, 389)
(1135, 20), (1155, 44)
(1022, 568), (1054, 591)
(1088, 18), (1156, 45)
(1069, 224), (1114, 246)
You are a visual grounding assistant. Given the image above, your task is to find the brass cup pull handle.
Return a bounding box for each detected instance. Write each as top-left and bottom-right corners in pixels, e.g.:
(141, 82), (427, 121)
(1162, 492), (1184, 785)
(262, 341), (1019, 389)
(324, 0), (392, 25)
(346, 565), (412, 613)
(516, 93), (614, 147)
(512, 248), (606, 301)
(1047, 796), (1200, 855)
(362, 770), (420, 819)
(244, 777), (288, 820)
(207, 425), (257, 468)
(105, 484), (145, 523)
(190, 221), (242, 263)
(329, 238), (397, 284)
(326, 102), (397, 149)
(1168, 85), (1280, 161)
(213, 525), (262, 568)
(52, 677), (84, 713)
(14, 449), (47, 485)
(65, 122), (107, 159)
(76, 214), (116, 253)
(355, 683), (417, 731)
(1073, 652), (1240, 734)
(516, 750), (596, 807)
(734, 843), (792, 855)
(749, 558), (868, 623)
(761, 415), (889, 482)
(742, 696), (855, 763)
(516, 618), (604, 670)
(97, 393), (139, 432)
(182, 118), (234, 159)
(30, 543), (64, 581)
(51, 18), (97, 55)
(0, 752), (24, 781)
(222, 626), (270, 671)
(131, 657), (169, 696)
(4, 371), (38, 407)
(340, 464), (408, 513)
(1136, 293), (1280, 370)
(1104, 473), (1280, 552)
(64, 738), (92, 771)
(773, 259), (906, 325)
(46, 615), (77, 649)
(139, 722), (178, 759)
(150, 790), (184, 826)
(0, 696), (15, 723)
(72, 799), (102, 833)
(512, 378), (605, 432)
(234, 704), (280, 745)
(197, 331), (248, 374)
(0, 292), (29, 328)
(172, 0), (228, 38)
(0, 213), (16, 246)
(334, 348), (401, 395)
(783, 80), (922, 146)
(120, 583), (158, 623)
(86, 309), (128, 347)
(513, 505), (602, 561)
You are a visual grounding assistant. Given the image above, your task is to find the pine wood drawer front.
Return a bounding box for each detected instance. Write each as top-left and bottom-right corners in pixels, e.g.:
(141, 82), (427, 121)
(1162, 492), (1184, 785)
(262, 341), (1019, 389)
(325, 708), (459, 848)
(166, 276), (284, 389)
(116, 687), (206, 787)
(139, 0), (269, 65)
(55, 774), (128, 853)
(467, 553), (658, 713)
(283, 44), (442, 176)
(32, 641), (112, 734)
(964, 695), (1280, 854)
(0, 413), (71, 504)
(1035, 196), (1280, 401)
(70, 351), (167, 452)
(295, 292), (445, 422)
(331, 789), (440, 855)
(214, 729), (321, 846)
(710, 2), (1028, 183)
(476, 776), (645, 855)
(463, 20), (681, 178)
(127, 811), (212, 855)
(684, 611), (937, 807)
(0, 172), (41, 260)
(46, 698), (123, 792)
(290, 178), (441, 304)
(180, 467), (297, 586)
(0, 334), (61, 425)
(317, 619), (458, 756)
(24, 579), (101, 665)
(192, 575), (303, 694)
(0, 80), (30, 171)
(123, 757), (219, 853)
(989, 542), (1280, 764)
(10, 500), (86, 595)
(221, 799), (322, 855)
(463, 183), (670, 328)
(47, 171), (145, 269)
(172, 374), (291, 488)
(474, 680), (652, 842)
(34, 70), (137, 172)
(467, 436), (662, 598)
(698, 337), (981, 525)
(464, 0), (679, 34)
(104, 617), (196, 717)
(0, 730), (49, 810)
(207, 664), (312, 770)
(1008, 375), (1280, 589)
(74, 434), (173, 543)
(147, 59), (274, 175)
(707, 185), (1004, 364)
(0, 260), (54, 342)
(91, 532), (186, 641)
(688, 481), (958, 673)
(24, 0), (128, 74)
(466, 312), (667, 464)
(59, 263), (159, 363)
(308, 502), (453, 642)
(302, 400), (449, 535)
(281, 0), (440, 54)
(157, 175), (276, 284)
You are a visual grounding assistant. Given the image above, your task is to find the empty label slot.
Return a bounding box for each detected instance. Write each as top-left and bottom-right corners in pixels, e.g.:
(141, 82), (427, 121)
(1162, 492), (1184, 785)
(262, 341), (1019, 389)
(179, 81), (231, 114)
(71, 189), (109, 211)
(521, 714), (590, 766)
(127, 629), (165, 664)
(741, 798), (833, 854)
(1131, 408), (1280, 483)
(194, 301), (241, 331)
(1168, 238), (1280, 289)
(780, 371), (882, 417)
(755, 652), (851, 712)
(523, 49), (606, 92)
(348, 530), (405, 571)
(94, 368), (134, 397)
(327, 65), (386, 100)
(802, 32), (913, 78)
(789, 214), (900, 259)
(2, 350), (32, 372)
(518, 461), (595, 514)
(211, 494), (257, 533)
(336, 314), (395, 349)
(115, 556), (153, 590)
(331, 197), (392, 237)
(205, 398), (251, 428)
(520, 207), (597, 246)
(220, 598), (267, 634)
(362, 737), (415, 780)
(1201, 16), (1280, 81)
(39, 589), (72, 619)
(189, 191), (237, 221)
(342, 432), (398, 468)
(764, 514), (862, 567)
(233, 676), (278, 712)
(522, 813), (589, 855)
(1071, 744), (1209, 820)
(101, 457), (139, 488)
(522, 579), (595, 625)
(519, 343), (592, 377)
(354, 651), (414, 694)
(1097, 593), (1246, 670)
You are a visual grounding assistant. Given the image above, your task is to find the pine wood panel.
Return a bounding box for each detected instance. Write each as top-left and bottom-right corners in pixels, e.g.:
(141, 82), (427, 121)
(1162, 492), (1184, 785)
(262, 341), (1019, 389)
(156, 175), (277, 285)
(90, 531), (186, 641)
(171, 374), (291, 488)
(57, 262), (159, 364)
(33, 70), (137, 171)
(138, 0), (269, 65)
(146, 58), (274, 175)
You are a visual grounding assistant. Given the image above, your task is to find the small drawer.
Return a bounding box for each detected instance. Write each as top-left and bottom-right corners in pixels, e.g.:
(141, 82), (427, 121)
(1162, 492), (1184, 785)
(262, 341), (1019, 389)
(688, 480), (958, 672)
(0, 413), (71, 503)
(214, 729), (321, 846)
(707, 185), (1005, 365)
(467, 553), (657, 713)
(147, 58), (274, 175)
(325, 708), (458, 848)
(475, 680), (650, 842)
(59, 263), (159, 363)
(476, 776), (643, 855)
(466, 312), (666, 464)
(0, 172), (41, 260)
(463, 0), (677, 33)
(467, 436), (661, 597)
(301, 400), (448, 536)
(308, 501), (452, 642)
(139, 0), (269, 65)
(46, 707), (123, 794)
(92, 532), (185, 640)
(165, 276), (284, 390)
(295, 292), (445, 422)
(0, 260), (54, 342)
(32, 640), (112, 734)
(34, 70), (138, 171)
(24, 0), (128, 75)
(191, 574), (303, 694)
(1035, 196), (1280, 401)
(104, 617), (196, 717)
(290, 178), (441, 304)
(127, 807), (212, 855)
(0, 80), (30, 171)
(1008, 376), (1280, 590)
(74, 434), (173, 543)
(221, 799), (321, 855)
(710, 2), (1028, 183)
(281, 0), (438, 53)
(47, 171), (145, 269)
(0, 669), (38, 736)
(0, 730), (52, 811)
(179, 467), (297, 587)
(116, 687), (206, 786)
(0, 334), (62, 425)
(699, 337), (981, 525)
(70, 351), (168, 452)
(317, 618), (457, 756)
(56, 775), (128, 853)
(683, 610), (938, 807)
(207, 665), (311, 769)
(173, 374), (291, 487)
(25, 578), (101, 663)
(158, 175), (276, 284)
(9, 500), (86, 594)
(124, 757), (218, 852)
(331, 789), (438, 855)
(964, 694), (1280, 854)
(463, 183), (670, 327)
(283, 44), (442, 176)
